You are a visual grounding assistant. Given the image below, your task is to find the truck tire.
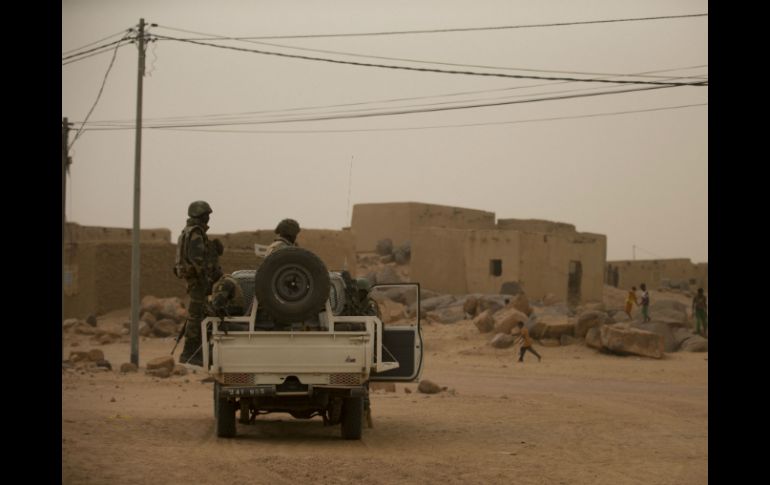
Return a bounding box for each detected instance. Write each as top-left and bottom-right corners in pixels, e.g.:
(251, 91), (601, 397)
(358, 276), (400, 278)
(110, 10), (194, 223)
(217, 398), (236, 438)
(340, 396), (363, 440)
(254, 247), (330, 324)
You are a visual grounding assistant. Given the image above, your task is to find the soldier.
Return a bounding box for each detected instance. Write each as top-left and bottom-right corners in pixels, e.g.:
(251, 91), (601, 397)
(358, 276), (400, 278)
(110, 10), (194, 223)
(210, 274), (246, 318)
(265, 218), (301, 257)
(173, 200), (214, 366)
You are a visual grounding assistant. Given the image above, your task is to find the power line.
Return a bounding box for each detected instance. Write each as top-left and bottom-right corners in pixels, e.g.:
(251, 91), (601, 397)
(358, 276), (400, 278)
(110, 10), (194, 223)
(78, 84), (698, 130)
(75, 64), (707, 126)
(62, 41), (131, 66)
(154, 25), (707, 81)
(68, 35), (129, 150)
(154, 34), (708, 87)
(62, 37), (130, 61)
(155, 13), (707, 40)
(105, 103), (707, 135)
(62, 28), (131, 55)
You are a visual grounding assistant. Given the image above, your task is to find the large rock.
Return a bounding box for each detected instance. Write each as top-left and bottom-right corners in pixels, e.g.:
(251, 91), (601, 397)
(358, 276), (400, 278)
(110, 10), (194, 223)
(381, 287), (416, 308)
(146, 368), (171, 378)
(463, 296), (479, 317)
(74, 322), (97, 335)
(599, 324), (664, 359)
(477, 295), (508, 315)
(139, 321), (153, 337)
(472, 310), (495, 333)
(120, 363), (138, 373)
(421, 295), (456, 313)
(152, 319), (179, 338)
(575, 310), (610, 338)
(672, 327), (696, 350)
(490, 333), (515, 349)
(631, 322), (677, 352)
(510, 293), (532, 316)
(649, 299), (689, 326)
(426, 305), (466, 324)
(376, 266), (402, 285)
(87, 349), (105, 361)
(141, 296), (187, 323)
(139, 312), (157, 326)
(62, 318), (80, 331)
(492, 307), (529, 334)
(69, 351), (90, 363)
(560, 334), (578, 346)
(585, 326), (603, 349)
(680, 335), (708, 352)
(378, 299), (408, 324)
(417, 379), (442, 394)
(393, 241), (411, 265)
(375, 238), (393, 256)
(146, 355), (175, 371)
(531, 314), (575, 339)
(499, 281), (523, 296)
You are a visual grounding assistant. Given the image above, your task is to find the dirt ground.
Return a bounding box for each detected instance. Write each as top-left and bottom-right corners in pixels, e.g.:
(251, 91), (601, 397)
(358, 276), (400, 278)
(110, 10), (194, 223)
(62, 309), (707, 485)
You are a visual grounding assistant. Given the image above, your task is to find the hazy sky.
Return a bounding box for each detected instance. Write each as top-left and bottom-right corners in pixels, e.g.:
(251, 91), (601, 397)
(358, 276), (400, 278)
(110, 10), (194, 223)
(62, 0), (708, 262)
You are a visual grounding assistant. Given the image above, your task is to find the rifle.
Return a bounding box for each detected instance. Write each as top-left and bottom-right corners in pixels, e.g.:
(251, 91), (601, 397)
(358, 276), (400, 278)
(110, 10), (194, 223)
(171, 319), (188, 355)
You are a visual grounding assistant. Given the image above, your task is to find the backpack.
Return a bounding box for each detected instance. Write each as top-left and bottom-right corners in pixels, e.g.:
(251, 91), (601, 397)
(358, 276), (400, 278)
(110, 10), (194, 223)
(173, 226), (198, 278)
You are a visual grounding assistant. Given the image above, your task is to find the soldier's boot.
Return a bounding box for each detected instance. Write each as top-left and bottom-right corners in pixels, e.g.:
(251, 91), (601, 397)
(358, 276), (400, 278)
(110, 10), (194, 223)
(179, 338), (203, 367)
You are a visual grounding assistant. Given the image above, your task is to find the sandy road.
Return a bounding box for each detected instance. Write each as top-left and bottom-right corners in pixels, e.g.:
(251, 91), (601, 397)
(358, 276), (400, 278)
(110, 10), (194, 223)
(62, 318), (707, 485)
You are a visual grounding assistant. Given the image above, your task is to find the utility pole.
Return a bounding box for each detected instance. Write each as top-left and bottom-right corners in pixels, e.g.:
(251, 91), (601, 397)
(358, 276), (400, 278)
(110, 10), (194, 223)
(130, 18), (146, 366)
(62, 117), (71, 361)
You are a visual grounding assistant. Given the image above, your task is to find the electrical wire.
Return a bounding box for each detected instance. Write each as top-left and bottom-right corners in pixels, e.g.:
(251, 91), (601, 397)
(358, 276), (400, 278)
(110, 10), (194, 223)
(62, 41), (131, 66)
(155, 13), (707, 40)
(153, 34), (707, 87)
(62, 28), (132, 55)
(78, 102), (707, 134)
(62, 38), (130, 61)
(154, 25), (706, 81)
(68, 34), (129, 150)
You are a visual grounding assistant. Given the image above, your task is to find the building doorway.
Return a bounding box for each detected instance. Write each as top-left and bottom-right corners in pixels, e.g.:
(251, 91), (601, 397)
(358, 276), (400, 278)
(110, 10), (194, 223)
(568, 260), (582, 307)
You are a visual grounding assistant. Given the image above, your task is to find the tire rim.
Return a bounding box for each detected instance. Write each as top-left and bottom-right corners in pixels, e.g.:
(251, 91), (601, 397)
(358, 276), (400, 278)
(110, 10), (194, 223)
(271, 263), (313, 303)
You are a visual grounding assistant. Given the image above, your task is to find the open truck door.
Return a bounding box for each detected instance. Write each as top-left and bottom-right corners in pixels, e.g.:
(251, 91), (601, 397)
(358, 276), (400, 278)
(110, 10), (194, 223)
(368, 283), (424, 382)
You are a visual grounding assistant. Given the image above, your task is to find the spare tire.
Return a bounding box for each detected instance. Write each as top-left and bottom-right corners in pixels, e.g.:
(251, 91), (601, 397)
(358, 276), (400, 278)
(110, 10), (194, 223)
(254, 247), (330, 324)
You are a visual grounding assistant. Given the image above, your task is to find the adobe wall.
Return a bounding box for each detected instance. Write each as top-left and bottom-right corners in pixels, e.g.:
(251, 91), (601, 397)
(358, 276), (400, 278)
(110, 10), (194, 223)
(209, 228), (356, 271)
(410, 227), (469, 294)
(565, 232), (607, 303)
(351, 202), (495, 252)
(463, 229), (522, 294)
(497, 219), (576, 236)
(65, 222), (170, 243)
(606, 259), (708, 291)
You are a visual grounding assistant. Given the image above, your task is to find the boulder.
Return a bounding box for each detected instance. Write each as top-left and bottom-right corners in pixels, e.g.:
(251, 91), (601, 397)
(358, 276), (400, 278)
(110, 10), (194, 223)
(152, 319), (179, 338)
(472, 310), (495, 333)
(585, 326), (603, 350)
(463, 296), (479, 317)
(376, 266), (402, 285)
(172, 365), (188, 376)
(62, 318), (80, 331)
(575, 311), (610, 338)
(146, 355), (175, 371)
(417, 379), (442, 394)
(492, 307), (529, 334)
(477, 295), (508, 315)
(146, 368), (171, 378)
(140, 295), (162, 317)
(97, 334), (117, 345)
(95, 359), (112, 370)
(631, 322), (677, 352)
(599, 324), (664, 359)
(542, 293), (560, 306)
(87, 349), (105, 361)
(379, 254), (395, 264)
(376, 238), (393, 256)
(611, 312), (630, 323)
(672, 327), (696, 350)
(490, 333), (515, 349)
(531, 314), (575, 339)
(393, 241), (411, 265)
(510, 293), (532, 316)
(74, 322), (97, 335)
(381, 287), (416, 307)
(139, 321), (153, 337)
(139, 312), (157, 326)
(426, 305), (466, 324)
(378, 299), (408, 324)
(421, 295), (457, 313)
(648, 299), (689, 326)
(680, 335), (708, 352)
(69, 351), (90, 363)
(120, 363), (138, 373)
(499, 281), (523, 296)
(86, 314), (98, 327)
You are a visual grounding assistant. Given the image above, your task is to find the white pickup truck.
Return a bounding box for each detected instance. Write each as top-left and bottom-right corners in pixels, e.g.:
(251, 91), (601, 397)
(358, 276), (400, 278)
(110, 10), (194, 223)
(201, 247), (423, 440)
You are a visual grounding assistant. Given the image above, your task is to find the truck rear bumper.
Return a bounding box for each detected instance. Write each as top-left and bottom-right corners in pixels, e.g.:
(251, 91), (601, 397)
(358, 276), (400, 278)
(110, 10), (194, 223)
(219, 384), (365, 398)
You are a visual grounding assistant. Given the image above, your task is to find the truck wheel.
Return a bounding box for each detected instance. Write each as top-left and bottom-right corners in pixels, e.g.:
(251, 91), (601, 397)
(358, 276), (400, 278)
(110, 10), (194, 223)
(217, 398), (236, 438)
(340, 396), (363, 440)
(254, 247), (330, 324)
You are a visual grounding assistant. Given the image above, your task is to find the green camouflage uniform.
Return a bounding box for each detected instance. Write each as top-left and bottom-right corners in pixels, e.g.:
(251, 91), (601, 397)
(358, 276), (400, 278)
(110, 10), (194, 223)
(181, 218), (211, 347)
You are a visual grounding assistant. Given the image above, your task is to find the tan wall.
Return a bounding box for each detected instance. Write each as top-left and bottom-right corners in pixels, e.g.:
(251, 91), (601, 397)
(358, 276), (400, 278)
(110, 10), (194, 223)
(351, 202), (495, 252)
(463, 230), (522, 294)
(518, 232), (566, 302)
(210, 228), (356, 272)
(566, 233), (607, 302)
(351, 203), (413, 252)
(411, 227), (469, 294)
(606, 259), (708, 291)
(497, 218), (576, 235)
(65, 222), (170, 243)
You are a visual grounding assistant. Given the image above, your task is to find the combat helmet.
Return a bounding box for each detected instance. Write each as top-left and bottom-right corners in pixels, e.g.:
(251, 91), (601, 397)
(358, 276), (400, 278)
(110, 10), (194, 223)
(355, 278), (371, 292)
(275, 218), (301, 237)
(188, 200), (213, 218)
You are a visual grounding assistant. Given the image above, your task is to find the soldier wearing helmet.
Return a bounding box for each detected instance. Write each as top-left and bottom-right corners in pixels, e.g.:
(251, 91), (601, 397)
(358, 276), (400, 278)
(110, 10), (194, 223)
(174, 200), (214, 366)
(265, 218), (301, 257)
